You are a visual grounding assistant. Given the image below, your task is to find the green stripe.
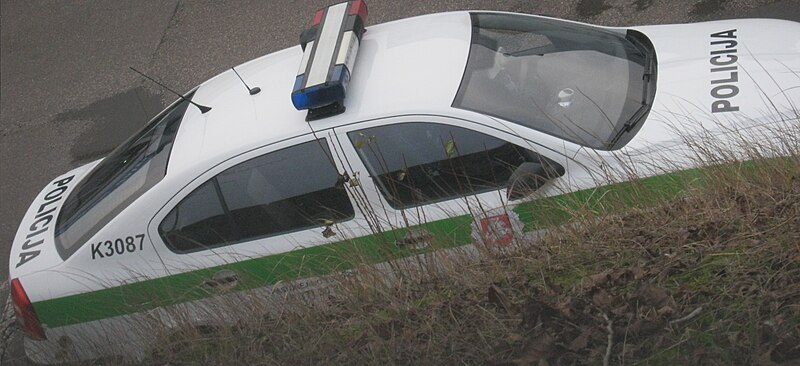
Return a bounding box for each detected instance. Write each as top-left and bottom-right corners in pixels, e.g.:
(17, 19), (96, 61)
(515, 168), (701, 231)
(33, 168), (705, 328)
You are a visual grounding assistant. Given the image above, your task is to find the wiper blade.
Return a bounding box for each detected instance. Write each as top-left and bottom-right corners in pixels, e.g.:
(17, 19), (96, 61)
(608, 33), (656, 149)
(608, 103), (649, 148)
(642, 49), (656, 82)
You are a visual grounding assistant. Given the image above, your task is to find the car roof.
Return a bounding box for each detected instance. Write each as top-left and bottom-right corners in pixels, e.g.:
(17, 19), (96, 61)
(167, 11), (473, 177)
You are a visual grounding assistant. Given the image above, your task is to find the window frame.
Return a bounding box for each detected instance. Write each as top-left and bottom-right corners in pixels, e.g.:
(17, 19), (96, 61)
(151, 133), (358, 255)
(333, 115), (569, 215)
(347, 122), (552, 209)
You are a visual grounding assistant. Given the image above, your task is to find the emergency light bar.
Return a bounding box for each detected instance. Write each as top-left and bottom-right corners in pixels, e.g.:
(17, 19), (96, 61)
(291, 0), (368, 121)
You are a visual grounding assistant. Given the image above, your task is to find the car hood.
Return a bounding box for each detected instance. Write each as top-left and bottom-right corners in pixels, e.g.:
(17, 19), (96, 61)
(625, 18), (800, 153)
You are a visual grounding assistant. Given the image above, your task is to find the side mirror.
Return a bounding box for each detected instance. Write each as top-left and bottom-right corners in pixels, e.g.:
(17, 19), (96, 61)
(507, 160), (564, 200)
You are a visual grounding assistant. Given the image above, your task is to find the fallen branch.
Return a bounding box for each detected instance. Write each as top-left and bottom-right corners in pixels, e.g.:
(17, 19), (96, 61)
(1, 284), (18, 361)
(670, 306), (703, 326)
(603, 313), (613, 366)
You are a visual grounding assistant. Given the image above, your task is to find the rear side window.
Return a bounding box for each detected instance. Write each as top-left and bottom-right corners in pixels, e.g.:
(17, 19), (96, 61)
(55, 94), (193, 260)
(159, 139), (354, 253)
(159, 180), (236, 251)
(349, 122), (542, 209)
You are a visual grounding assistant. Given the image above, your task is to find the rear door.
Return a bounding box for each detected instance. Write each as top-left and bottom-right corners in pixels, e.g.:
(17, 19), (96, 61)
(331, 114), (572, 250)
(146, 132), (372, 314)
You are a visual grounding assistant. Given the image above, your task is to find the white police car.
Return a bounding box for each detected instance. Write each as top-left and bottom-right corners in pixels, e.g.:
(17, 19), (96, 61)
(9, 1), (800, 362)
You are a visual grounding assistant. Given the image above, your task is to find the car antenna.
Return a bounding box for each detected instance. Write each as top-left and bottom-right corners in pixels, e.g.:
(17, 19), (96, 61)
(231, 67), (261, 95)
(129, 67), (212, 114)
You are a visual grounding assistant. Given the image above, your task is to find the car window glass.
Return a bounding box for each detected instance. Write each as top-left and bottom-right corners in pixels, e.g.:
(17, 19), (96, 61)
(483, 28), (553, 54)
(454, 13), (653, 149)
(216, 140), (353, 240)
(159, 139), (354, 253)
(159, 180), (236, 252)
(55, 94), (192, 259)
(349, 122), (541, 209)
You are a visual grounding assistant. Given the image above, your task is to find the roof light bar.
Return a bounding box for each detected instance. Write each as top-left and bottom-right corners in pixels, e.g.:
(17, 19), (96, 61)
(291, 0), (368, 121)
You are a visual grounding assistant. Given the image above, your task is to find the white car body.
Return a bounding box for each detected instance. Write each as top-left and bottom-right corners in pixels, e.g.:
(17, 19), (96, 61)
(8, 10), (799, 363)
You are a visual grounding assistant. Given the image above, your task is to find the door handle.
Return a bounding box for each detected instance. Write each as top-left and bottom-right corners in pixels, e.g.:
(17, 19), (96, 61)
(204, 269), (239, 289)
(395, 229), (433, 249)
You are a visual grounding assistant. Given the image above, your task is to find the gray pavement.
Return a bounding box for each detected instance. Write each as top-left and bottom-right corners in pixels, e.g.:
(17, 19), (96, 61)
(1, 0), (798, 364)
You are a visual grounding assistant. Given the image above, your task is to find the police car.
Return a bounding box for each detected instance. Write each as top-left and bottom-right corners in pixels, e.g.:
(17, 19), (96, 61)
(9, 1), (800, 363)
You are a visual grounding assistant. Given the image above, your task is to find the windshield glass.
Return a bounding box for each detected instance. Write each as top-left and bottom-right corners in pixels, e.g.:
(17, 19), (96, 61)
(454, 13), (655, 149)
(55, 94), (193, 259)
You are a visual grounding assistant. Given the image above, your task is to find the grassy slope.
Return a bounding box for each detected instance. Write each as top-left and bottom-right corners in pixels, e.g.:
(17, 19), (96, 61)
(143, 155), (799, 365)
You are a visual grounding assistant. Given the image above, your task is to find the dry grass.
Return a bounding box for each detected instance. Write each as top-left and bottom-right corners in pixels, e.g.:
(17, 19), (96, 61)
(134, 154), (800, 365)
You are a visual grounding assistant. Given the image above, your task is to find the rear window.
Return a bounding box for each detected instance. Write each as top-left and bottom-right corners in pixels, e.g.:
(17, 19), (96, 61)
(454, 13), (655, 149)
(54, 94), (193, 259)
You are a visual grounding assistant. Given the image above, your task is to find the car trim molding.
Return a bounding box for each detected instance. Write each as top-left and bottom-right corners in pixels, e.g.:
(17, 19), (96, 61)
(31, 166), (702, 328)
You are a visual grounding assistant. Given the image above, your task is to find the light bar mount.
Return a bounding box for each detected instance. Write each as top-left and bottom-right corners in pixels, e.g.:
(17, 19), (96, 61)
(290, 1), (369, 121)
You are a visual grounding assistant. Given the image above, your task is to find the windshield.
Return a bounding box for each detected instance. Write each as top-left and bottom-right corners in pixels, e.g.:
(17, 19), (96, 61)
(54, 94), (193, 259)
(454, 13), (655, 149)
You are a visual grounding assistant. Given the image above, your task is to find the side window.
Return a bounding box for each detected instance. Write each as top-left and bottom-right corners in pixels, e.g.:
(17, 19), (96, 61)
(349, 122), (543, 209)
(159, 180), (236, 252)
(159, 139), (354, 253)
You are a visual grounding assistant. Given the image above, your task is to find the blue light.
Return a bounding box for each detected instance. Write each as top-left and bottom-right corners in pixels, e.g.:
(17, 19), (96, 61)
(291, 65), (351, 110)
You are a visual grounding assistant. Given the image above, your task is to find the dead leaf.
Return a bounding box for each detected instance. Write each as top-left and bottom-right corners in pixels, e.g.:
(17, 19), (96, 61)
(515, 332), (554, 366)
(396, 169), (408, 181)
(609, 268), (631, 283)
(726, 331), (742, 346)
(567, 328), (593, 351)
(656, 305), (674, 318)
(521, 299), (558, 330)
(629, 317), (666, 337)
(488, 284), (512, 312)
(507, 333), (524, 343)
(444, 139), (457, 158)
(373, 320), (400, 340)
(591, 289), (613, 308)
(555, 297), (574, 318)
(631, 266), (646, 280)
(586, 270), (612, 288)
(611, 303), (630, 317)
(633, 284), (671, 307)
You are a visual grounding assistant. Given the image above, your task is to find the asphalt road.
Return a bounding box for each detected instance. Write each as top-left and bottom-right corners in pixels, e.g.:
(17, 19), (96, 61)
(1, 0), (798, 364)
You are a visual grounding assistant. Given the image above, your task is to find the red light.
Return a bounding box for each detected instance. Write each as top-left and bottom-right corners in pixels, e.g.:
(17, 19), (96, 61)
(10, 279), (47, 340)
(349, 0), (368, 22)
(311, 9), (324, 26)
